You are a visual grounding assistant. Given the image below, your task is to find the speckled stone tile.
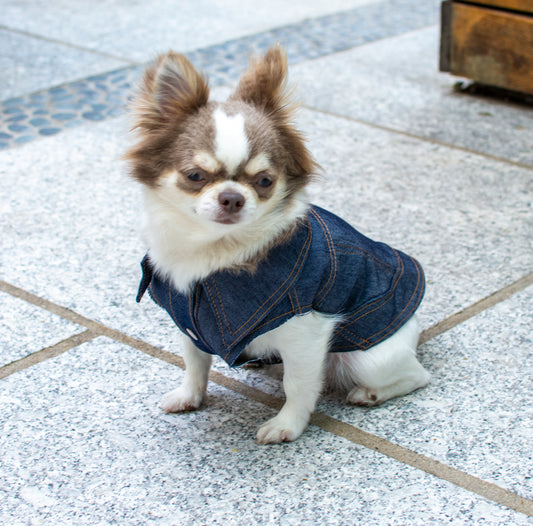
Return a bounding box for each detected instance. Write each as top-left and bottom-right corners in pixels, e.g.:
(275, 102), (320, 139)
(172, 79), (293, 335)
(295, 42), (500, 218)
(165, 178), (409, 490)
(0, 291), (84, 367)
(0, 116), (174, 346)
(0, 336), (530, 525)
(317, 286), (533, 502)
(0, 28), (129, 101)
(291, 26), (533, 166)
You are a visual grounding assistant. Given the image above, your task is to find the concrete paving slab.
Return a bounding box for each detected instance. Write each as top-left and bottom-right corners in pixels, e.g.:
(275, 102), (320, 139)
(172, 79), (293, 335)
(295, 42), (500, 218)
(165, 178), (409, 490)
(0, 0), (382, 64)
(317, 285), (533, 501)
(0, 29), (128, 100)
(291, 26), (533, 167)
(0, 336), (530, 525)
(0, 0), (441, 150)
(0, 291), (84, 367)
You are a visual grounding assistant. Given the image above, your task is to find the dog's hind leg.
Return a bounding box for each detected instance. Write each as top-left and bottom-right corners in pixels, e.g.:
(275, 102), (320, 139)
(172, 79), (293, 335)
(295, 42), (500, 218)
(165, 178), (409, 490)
(327, 316), (430, 406)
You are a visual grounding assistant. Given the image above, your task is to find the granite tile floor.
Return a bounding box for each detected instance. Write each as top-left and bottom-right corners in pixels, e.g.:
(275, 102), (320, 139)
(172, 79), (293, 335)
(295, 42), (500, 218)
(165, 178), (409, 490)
(0, 1), (532, 524)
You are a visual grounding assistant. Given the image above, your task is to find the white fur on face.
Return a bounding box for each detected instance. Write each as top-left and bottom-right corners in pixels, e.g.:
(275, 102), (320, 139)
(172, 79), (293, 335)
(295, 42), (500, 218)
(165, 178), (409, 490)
(213, 108), (249, 175)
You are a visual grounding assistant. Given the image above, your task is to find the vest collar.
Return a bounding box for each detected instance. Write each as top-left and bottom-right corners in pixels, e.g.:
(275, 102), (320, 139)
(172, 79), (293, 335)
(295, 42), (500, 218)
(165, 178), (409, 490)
(137, 214), (313, 350)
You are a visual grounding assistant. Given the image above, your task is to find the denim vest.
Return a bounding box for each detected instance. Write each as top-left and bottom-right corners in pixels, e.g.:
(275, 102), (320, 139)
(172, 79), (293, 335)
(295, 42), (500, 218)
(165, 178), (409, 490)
(137, 205), (425, 367)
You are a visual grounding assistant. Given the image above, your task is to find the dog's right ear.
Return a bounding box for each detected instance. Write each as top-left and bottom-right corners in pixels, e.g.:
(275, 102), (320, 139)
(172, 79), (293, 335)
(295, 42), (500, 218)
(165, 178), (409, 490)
(130, 52), (210, 131)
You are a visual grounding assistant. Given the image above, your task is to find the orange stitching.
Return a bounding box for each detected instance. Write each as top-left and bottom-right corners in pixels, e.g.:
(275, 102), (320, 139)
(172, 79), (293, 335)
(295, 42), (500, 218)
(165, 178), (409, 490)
(334, 255), (423, 349)
(340, 249), (404, 325)
(310, 208), (337, 304)
(335, 243), (396, 271)
(210, 278), (232, 330)
(288, 290), (296, 312)
(203, 280), (227, 347)
(239, 239), (311, 338)
(362, 256), (423, 343)
(147, 284), (164, 309)
(293, 288), (302, 314)
(335, 249), (395, 273)
(253, 304), (312, 332)
(211, 219), (313, 338)
(190, 285), (213, 351)
(233, 236), (312, 340)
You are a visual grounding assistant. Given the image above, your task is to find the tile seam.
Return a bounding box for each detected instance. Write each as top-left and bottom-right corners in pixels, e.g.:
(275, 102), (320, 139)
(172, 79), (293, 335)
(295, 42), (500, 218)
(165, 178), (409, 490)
(0, 329), (97, 380)
(1, 278), (532, 515)
(1, 271), (531, 368)
(420, 271), (533, 344)
(0, 24), (139, 65)
(176, 355), (533, 517)
(303, 105), (533, 171)
(310, 412), (533, 517)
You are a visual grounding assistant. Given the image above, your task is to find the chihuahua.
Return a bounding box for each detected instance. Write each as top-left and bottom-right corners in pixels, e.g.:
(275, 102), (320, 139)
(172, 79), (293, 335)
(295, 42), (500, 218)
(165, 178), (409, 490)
(129, 45), (430, 444)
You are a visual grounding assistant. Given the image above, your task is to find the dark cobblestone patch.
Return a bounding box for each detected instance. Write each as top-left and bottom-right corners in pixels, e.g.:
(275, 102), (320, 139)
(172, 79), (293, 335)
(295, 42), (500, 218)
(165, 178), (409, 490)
(0, 0), (439, 150)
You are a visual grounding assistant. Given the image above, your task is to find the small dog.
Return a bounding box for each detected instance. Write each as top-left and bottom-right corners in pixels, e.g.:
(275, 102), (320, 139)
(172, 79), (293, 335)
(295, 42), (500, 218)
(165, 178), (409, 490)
(128, 45), (430, 444)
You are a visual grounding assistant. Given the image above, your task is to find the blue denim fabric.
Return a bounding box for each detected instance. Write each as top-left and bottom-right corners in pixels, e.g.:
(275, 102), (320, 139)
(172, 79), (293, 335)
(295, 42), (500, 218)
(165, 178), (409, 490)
(137, 205), (425, 367)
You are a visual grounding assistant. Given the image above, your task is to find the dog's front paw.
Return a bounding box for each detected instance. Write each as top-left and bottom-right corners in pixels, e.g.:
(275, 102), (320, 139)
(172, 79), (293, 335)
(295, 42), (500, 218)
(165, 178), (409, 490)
(160, 386), (203, 413)
(256, 412), (308, 445)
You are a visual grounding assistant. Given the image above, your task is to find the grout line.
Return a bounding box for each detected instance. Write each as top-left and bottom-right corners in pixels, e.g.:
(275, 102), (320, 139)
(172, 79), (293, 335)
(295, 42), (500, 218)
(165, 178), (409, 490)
(0, 330), (96, 380)
(0, 280), (120, 331)
(420, 272), (533, 344)
(1, 278), (532, 515)
(0, 24), (139, 65)
(310, 413), (533, 517)
(303, 105), (533, 172)
(0, 280), (187, 363)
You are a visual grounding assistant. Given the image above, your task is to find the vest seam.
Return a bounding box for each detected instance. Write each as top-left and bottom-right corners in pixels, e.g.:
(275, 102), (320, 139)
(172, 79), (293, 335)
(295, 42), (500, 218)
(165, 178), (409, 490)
(309, 207), (337, 305)
(337, 249), (405, 328)
(207, 219), (313, 339)
(335, 247), (396, 273)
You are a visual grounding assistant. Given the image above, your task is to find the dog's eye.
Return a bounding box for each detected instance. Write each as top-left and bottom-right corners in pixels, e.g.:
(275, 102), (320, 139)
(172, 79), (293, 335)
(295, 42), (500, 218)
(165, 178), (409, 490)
(187, 172), (204, 182)
(257, 176), (273, 188)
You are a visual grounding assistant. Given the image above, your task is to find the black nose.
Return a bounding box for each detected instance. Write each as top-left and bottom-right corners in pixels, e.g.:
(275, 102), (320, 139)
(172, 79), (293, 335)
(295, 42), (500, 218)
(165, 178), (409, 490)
(218, 191), (245, 214)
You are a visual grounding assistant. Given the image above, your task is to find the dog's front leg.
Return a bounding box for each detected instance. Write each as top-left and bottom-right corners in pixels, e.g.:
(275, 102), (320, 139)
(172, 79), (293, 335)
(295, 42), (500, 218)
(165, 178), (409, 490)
(255, 313), (335, 444)
(160, 338), (212, 413)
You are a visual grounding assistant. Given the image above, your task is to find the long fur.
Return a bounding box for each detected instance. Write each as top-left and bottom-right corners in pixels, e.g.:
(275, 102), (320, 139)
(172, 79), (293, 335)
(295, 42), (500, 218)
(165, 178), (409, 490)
(127, 45), (430, 444)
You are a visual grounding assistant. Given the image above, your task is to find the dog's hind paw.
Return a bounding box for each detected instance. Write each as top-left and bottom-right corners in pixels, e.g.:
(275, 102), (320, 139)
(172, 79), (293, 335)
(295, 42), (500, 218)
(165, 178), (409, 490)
(160, 386), (203, 413)
(346, 386), (381, 407)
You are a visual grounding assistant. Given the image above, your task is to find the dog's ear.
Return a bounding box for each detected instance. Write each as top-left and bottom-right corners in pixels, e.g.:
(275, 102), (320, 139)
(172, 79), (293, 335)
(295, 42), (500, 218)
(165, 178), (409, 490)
(232, 44), (291, 114)
(131, 52), (209, 130)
